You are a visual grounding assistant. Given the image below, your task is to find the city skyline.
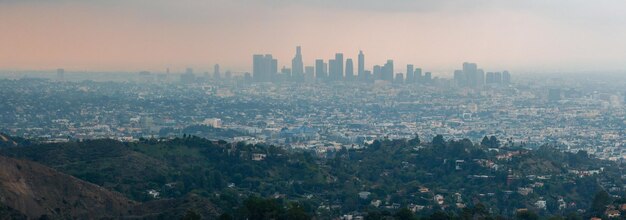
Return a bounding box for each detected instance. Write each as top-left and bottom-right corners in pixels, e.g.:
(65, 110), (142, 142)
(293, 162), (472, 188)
(2, 1), (626, 73)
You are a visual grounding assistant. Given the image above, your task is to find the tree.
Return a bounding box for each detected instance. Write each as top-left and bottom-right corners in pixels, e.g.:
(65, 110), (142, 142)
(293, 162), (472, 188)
(432, 135), (446, 148)
(181, 209), (201, 220)
(489, 136), (500, 148)
(408, 134), (421, 146)
(590, 190), (611, 215)
(394, 208), (418, 220)
(481, 136), (490, 147)
(515, 210), (538, 220)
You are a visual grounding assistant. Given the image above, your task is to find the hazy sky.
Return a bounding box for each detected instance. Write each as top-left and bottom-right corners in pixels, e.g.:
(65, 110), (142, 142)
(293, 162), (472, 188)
(2, 0), (626, 74)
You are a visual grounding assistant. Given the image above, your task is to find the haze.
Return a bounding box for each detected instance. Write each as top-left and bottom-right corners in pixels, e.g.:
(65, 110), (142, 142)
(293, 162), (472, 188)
(2, 0), (626, 73)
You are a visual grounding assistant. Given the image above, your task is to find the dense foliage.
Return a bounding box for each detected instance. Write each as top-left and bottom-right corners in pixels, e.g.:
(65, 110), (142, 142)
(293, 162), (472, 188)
(1, 135), (624, 219)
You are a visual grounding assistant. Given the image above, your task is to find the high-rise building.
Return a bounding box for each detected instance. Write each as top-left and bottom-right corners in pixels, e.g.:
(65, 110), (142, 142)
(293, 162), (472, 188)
(548, 88), (561, 102)
(502, 71), (511, 84)
(382, 60), (394, 82)
(454, 70), (465, 86)
(181, 67), (196, 84)
(291, 46), (304, 82)
(56, 68), (65, 81)
(477, 69), (485, 87)
(394, 73), (404, 84)
(486, 72), (495, 84)
(304, 66), (315, 83)
(462, 62), (478, 87)
(345, 58), (354, 81)
(213, 64), (221, 80)
(253, 54), (278, 82)
(329, 53), (344, 81)
(358, 50), (365, 80)
(424, 72), (432, 83)
(373, 65), (382, 81)
(315, 59), (327, 81)
(415, 68), (422, 84)
(494, 72), (502, 84)
(406, 65), (414, 83)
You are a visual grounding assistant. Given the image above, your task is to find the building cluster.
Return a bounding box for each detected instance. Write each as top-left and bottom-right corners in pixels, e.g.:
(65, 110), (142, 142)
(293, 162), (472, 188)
(253, 47), (441, 84)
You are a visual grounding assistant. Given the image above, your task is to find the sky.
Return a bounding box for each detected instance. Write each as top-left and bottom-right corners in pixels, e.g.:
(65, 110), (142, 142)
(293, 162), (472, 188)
(1, 0), (626, 74)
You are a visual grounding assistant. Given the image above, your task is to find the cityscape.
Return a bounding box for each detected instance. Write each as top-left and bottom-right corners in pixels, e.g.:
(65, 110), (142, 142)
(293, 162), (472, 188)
(1, 1), (626, 219)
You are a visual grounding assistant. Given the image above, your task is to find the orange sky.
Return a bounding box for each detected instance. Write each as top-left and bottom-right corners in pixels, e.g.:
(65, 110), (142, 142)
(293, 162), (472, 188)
(2, 1), (626, 74)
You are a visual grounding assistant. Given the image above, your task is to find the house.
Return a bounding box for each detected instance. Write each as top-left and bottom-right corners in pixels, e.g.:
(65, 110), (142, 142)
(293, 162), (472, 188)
(252, 153), (267, 161)
(605, 210), (620, 218)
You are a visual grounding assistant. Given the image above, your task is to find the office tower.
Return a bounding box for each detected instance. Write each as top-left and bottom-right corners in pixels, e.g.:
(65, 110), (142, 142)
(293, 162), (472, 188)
(358, 50), (365, 80)
(462, 62), (478, 87)
(253, 54), (278, 82)
(477, 69), (485, 87)
(213, 64), (221, 80)
(181, 68), (196, 84)
(548, 88), (561, 102)
(363, 70), (372, 82)
(454, 70), (465, 86)
(345, 58), (354, 81)
(406, 65), (414, 83)
(224, 71), (232, 80)
(304, 66), (315, 83)
(414, 68), (422, 84)
(502, 71), (511, 84)
(373, 65), (382, 80)
(494, 72), (502, 84)
(329, 53), (344, 81)
(424, 72), (432, 83)
(394, 73), (404, 84)
(486, 72), (495, 84)
(291, 46), (304, 82)
(382, 60), (394, 82)
(56, 68), (65, 81)
(315, 59), (327, 81)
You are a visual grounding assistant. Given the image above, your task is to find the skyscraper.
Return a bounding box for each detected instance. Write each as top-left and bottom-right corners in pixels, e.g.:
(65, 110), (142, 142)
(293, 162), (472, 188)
(406, 64), (414, 83)
(414, 68), (422, 84)
(315, 59), (327, 81)
(454, 70), (465, 86)
(213, 64), (220, 80)
(358, 50), (365, 81)
(382, 60), (394, 82)
(494, 72), (502, 84)
(253, 54), (277, 82)
(345, 58), (354, 81)
(373, 65), (382, 81)
(502, 71), (511, 84)
(56, 68), (65, 81)
(329, 53), (344, 81)
(291, 46), (304, 82)
(486, 72), (495, 84)
(462, 62), (478, 87)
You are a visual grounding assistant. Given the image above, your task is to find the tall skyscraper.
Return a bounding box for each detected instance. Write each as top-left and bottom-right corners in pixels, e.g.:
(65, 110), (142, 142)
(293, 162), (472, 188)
(329, 53), (344, 81)
(315, 59), (327, 81)
(345, 58), (354, 81)
(494, 72), (502, 84)
(486, 72), (495, 84)
(373, 65), (382, 80)
(424, 72), (432, 83)
(253, 54), (277, 82)
(406, 64), (414, 83)
(358, 50), (365, 80)
(414, 68), (422, 84)
(502, 71), (511, 84)
(291, 46), (304, 82)
(454, 70), (465, 86)
(56, 68), (65, 81)
(213, 64), (220, 80)
(382, 60), (394, 82)
(462, 62), (478, 87)
(477, 69), (485, 87)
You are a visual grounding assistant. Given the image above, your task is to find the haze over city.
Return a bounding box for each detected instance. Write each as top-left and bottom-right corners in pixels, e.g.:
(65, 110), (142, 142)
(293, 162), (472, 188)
(2, 0), (626, 73)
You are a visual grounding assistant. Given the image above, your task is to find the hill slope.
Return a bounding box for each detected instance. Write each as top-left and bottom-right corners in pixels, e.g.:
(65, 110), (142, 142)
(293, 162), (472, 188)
(0, 155), (135, 219)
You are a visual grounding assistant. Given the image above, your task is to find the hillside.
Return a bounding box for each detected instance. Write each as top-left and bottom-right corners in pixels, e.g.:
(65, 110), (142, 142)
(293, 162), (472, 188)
(0, 135), (624, 219)
(0, 155), (135, 219)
